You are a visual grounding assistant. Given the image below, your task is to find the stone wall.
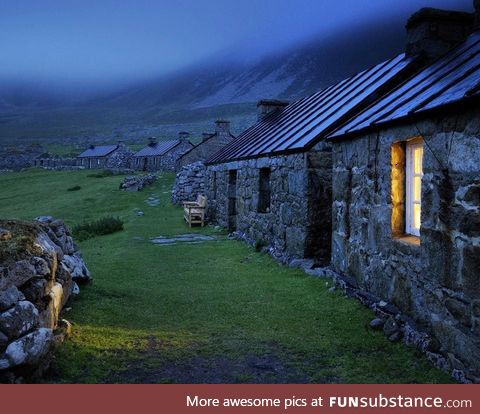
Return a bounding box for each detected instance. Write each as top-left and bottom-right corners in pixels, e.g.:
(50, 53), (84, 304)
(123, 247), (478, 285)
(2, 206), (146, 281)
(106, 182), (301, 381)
(205, 150), (332, 263)
(34, 157), (77, 169)
(0, 145), (44, 171)
(331, 107), (480, 379)
(0, 216), (90, 382)
(172, 162), (206, 204)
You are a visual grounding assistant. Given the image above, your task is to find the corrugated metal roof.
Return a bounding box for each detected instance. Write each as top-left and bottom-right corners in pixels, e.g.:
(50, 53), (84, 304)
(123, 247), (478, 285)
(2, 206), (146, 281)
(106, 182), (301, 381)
(207, 53), (413, 164)
(78, 145), (118, 158)
(329, 31), (480, 139)
(133, 140), (180, 157)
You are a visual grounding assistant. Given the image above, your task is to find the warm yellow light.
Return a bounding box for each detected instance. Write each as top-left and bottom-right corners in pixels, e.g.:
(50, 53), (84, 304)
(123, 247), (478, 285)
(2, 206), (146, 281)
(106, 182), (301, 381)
(413, 203), (421, 230)
(414, 147), (423, 174)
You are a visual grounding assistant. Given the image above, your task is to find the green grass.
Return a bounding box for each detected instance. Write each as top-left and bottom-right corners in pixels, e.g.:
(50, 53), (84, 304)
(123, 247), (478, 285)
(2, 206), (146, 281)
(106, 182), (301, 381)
(0, 169), (453, 383)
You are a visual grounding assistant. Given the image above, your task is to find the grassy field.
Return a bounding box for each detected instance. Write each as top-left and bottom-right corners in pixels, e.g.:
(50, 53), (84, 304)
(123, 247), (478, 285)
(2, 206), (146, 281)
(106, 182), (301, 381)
(0, 169), (453, 383)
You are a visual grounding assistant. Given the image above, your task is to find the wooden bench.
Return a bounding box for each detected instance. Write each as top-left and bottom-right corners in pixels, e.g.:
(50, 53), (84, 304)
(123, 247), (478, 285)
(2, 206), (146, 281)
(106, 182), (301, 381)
(183, 195), (207, 227)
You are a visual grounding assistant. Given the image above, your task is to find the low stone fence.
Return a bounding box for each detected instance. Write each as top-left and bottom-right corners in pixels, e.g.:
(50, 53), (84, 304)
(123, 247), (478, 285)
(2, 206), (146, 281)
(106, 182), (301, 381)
(0, 216), (90, 382)
(171, 162), (206, 204)
(119, 174), (157, 191)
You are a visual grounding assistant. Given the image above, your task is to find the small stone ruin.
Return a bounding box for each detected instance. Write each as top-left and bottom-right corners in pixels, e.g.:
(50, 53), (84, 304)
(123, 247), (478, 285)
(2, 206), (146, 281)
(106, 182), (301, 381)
(119, 174), (157, 192)
(0, 216), (90, 382)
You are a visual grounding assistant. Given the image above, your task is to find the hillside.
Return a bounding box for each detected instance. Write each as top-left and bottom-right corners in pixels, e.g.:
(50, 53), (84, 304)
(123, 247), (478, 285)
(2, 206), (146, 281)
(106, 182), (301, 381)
(0, 17), (406, 147)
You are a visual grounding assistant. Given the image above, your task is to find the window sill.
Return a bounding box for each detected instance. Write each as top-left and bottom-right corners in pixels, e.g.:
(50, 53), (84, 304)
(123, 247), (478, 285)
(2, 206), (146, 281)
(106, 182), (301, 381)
(394, 235), (420, 246)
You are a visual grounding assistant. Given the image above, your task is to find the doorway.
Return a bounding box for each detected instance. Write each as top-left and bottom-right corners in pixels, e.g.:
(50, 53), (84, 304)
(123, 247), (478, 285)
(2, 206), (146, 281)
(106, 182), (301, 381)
(227, 170), (237, 232)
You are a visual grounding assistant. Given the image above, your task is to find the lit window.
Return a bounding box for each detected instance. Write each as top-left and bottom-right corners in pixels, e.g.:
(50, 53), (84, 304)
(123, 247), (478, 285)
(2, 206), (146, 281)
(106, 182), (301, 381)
(405, 140), (423, 237)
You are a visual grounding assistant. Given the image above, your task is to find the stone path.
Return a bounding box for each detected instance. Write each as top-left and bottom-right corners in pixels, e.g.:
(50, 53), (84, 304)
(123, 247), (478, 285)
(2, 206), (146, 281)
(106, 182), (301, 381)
(145, 194), (160, 207)
(150, 234), (217, 245)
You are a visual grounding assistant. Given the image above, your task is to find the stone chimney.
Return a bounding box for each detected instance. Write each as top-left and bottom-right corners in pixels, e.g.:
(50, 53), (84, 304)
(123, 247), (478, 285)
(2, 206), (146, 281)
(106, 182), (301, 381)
(257, 99), (289, 121)
(215, 120), (230, 136)
(178, 131), (190, 142)
(202, 133), (212, 142)
(405, 8), (474, 61)
(148, 137), (157, 146)
(117, 140), (126, 148)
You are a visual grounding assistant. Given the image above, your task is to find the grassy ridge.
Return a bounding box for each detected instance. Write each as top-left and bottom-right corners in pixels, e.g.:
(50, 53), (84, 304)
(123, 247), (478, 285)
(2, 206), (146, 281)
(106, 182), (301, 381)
(0, 169), (452, 383)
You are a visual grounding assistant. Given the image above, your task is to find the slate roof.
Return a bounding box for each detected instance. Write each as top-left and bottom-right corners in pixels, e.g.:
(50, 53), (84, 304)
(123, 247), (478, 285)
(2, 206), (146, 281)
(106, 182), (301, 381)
(133, 140), (181, 157)
(78, 145), (118, 158)
(207, 53), (414, 164)
(329, 30), (480, 139)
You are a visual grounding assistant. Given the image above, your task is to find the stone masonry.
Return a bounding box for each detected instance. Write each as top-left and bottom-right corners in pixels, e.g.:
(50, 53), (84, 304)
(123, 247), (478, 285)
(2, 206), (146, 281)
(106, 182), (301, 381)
(206, 148), (332, 264)
(0, 216), (90, 382)
(172, 162), (206, 204)
(331, 106), (480, 380)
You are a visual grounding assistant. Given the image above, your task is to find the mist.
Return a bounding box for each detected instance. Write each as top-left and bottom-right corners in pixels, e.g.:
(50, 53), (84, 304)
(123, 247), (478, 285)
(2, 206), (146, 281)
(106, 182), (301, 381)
(0, 0), (472, 99)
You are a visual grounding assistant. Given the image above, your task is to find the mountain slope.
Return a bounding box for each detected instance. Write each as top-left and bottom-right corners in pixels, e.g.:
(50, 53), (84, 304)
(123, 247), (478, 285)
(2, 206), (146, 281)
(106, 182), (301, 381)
(0, 16), (407, 144)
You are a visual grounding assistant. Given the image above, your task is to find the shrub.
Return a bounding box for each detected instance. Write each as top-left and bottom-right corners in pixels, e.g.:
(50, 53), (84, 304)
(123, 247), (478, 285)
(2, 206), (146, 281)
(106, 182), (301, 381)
(67, 185), (82, 191)
(87, 170), (114, 178)
(73, 216), (124, 241)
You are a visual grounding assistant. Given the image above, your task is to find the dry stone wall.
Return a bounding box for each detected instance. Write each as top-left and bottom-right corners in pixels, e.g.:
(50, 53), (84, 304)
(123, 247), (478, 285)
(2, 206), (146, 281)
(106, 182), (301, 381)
(172, 162), (206, 204)
(331, 107), (480, 380)
(0, 216), (90, 382)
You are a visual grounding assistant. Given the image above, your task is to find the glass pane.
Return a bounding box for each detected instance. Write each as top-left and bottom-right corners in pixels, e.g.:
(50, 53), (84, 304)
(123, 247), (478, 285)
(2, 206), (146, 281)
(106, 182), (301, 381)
(414, 176), (422, 201)
(413, 203), (421, 230)
(414, 146), (423, 174)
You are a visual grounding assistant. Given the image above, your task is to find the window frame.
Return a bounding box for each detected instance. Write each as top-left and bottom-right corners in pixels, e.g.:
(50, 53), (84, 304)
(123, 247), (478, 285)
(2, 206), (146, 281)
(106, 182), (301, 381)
(257, 167), (271, 213)
(405, 139), (423, 237)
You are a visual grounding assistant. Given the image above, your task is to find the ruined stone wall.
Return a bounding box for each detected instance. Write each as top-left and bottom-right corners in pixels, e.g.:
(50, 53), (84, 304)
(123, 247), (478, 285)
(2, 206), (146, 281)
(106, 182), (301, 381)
(0, 216), (90, 382)
(34, 157), (77, 168)
(331, 107), (480, 377)
(0, 145), (44, 171)
(172, 162), (206, 204)
(177, 134), (234, 170)
(205, 151), (331, 262)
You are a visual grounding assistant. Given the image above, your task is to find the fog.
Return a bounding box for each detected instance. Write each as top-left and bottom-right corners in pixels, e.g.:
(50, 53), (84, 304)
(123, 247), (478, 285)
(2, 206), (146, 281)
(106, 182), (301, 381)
(0, 0), (472, 95)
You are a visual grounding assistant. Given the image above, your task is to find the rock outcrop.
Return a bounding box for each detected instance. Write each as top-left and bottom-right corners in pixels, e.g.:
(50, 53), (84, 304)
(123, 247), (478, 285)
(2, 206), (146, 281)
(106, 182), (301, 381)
(0, 216), (90, 382)
(119, 174), (157, 192)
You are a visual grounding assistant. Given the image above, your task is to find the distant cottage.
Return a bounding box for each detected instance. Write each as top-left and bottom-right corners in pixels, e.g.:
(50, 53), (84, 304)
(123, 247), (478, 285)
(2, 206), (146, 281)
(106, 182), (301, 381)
(133, 133), (193, 172)
(174, 3), (480, 379)
(176, 120), (235, 170)
(77, 141), (131, 169)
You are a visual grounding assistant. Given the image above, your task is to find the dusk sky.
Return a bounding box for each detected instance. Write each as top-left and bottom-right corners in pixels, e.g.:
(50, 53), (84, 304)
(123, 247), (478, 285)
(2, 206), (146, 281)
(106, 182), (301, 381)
(0, 0), (472, 85)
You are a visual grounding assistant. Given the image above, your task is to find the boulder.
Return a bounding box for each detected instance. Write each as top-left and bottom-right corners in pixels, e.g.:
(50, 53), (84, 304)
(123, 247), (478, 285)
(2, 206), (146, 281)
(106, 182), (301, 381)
(0, 286), (23, 312)
(61, 253), (91, 282)
(6, 260), (37, 288)
(0, 301), (39, 339)
(4, 328), (53, 367)
(369, 318), (385, 330)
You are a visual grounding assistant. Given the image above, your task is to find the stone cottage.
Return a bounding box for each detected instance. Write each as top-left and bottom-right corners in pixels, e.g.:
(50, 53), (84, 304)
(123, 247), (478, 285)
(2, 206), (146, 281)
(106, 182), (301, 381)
(204, 53), (419, 263)
(176, 120), (235, 170)
(327, 10), (480, 377)
(132, 133), (193, 172)
(77, 141), (132, 169)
